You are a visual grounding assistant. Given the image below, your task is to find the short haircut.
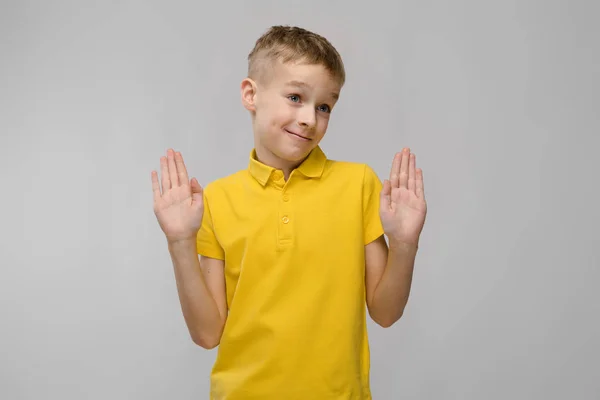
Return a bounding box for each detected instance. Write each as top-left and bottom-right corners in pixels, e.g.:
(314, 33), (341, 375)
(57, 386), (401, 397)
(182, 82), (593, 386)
(247, 25), (346, 86)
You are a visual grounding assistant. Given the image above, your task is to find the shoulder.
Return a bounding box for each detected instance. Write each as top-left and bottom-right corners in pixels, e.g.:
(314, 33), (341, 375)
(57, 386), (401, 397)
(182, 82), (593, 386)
(325, 158), (381, 184)
(203, 169), (248, 199)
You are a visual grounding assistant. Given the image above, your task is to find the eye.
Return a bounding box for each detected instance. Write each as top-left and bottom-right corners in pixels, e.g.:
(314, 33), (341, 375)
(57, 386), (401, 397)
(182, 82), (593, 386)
(288, 94), (301, 103)
(318, 104), (331, 113)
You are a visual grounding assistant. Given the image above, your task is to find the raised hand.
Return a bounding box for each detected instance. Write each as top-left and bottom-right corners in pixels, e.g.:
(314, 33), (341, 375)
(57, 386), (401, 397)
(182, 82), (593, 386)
(379, 147), (427, 247)
(151, 149), (204, 243)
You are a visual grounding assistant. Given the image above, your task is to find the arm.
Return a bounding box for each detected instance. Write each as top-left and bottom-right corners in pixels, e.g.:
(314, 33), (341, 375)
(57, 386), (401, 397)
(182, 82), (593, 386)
(365, 147), (426, 328)
(151, 148), (228, 349)
(168, 239), (227, 349)
(365, 235), (417, 327)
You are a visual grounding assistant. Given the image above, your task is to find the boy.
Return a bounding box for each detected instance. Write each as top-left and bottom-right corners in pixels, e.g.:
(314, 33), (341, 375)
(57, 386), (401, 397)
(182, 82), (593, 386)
(152, 25), (427, 399)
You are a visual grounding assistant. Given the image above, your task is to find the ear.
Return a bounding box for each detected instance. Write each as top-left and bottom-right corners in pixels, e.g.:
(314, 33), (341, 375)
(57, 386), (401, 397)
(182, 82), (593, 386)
(241, 78), (257, 112)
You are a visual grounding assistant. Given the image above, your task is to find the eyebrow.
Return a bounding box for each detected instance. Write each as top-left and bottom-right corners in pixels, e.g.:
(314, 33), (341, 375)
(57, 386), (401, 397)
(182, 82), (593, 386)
(285, 80), (339, 100)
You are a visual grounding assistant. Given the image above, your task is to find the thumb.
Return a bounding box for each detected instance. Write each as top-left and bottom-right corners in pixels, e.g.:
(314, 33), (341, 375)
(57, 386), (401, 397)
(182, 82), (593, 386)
(190, 178), (203, 201)
(380, 179), (391, 210)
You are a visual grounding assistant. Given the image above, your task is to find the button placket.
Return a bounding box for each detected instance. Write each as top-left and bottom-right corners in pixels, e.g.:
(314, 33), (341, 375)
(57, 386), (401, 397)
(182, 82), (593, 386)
(278, 189), (292, 244)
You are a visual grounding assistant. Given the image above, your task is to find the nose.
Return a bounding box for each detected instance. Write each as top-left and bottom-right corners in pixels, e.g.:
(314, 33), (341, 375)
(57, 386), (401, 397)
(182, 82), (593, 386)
(298, 106), (316, 129)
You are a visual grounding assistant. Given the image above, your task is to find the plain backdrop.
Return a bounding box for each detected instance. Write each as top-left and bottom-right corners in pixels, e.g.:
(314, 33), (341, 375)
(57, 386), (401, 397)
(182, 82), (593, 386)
(1, 0), (599, 399)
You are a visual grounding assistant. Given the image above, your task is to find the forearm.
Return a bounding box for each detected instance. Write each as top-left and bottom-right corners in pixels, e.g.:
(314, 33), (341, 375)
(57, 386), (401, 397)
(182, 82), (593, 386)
(168, 239), (224, 348)
(370, 240), (418, 327)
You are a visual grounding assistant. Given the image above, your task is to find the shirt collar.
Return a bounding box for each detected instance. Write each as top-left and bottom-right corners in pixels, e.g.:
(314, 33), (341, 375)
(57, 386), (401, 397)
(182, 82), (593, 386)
(248, 146), (327, 186)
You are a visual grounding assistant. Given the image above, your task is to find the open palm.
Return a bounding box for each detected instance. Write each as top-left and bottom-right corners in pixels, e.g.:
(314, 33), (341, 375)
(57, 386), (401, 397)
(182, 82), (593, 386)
(380, 148), (427, 246)
(151, 149), (204, 243)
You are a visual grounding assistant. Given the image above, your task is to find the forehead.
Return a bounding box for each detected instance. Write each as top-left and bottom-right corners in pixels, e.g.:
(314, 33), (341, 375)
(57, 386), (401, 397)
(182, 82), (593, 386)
(268, 60), (342, 98)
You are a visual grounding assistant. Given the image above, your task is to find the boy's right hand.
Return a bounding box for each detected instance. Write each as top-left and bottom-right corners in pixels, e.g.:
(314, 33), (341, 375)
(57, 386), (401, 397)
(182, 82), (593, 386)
(151, 149), (204, 244)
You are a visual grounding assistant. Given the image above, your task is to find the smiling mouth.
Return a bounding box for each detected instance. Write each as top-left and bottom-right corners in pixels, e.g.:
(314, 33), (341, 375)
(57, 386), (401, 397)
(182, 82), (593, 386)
(285, 129), (311, 141)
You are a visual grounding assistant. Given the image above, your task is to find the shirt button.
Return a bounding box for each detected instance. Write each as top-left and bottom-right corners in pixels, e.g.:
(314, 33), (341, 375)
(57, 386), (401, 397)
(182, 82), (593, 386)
(282, 194), (290, 202)
(282, 216), (290, 224)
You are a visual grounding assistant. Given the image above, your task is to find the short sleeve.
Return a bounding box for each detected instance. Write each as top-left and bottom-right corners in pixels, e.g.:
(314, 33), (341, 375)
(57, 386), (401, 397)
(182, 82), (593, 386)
(362, 164), (384, 245)
(196, 187), (225, 260)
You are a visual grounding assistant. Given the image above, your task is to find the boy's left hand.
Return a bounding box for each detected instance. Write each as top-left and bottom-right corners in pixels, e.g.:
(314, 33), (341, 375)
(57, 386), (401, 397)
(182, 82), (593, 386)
(379, 148), (427, 247)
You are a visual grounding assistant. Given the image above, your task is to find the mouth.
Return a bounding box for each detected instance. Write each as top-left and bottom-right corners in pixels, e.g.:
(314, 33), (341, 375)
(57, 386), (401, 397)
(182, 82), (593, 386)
(285, 129), (311, 141)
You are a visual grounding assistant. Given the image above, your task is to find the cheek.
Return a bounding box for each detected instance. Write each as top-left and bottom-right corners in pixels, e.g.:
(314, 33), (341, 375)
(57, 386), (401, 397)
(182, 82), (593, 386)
(318, 117), (330, 132)
(271, 103), (294, 125)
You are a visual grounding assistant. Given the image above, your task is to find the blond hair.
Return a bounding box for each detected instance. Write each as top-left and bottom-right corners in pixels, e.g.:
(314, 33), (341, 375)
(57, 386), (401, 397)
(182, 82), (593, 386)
(247, 25), (346, 86)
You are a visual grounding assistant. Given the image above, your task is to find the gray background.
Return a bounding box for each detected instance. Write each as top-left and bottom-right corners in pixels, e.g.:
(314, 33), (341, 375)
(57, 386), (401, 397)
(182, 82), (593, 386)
(1, 0), (598, 399)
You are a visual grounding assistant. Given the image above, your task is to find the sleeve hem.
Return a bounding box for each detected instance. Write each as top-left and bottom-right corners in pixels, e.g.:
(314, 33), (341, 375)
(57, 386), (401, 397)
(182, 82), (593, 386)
(364, 228), (385, 246)
(196, 245), (225, 260)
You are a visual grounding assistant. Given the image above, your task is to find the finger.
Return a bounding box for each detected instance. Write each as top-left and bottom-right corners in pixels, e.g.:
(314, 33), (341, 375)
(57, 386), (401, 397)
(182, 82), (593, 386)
(175, 151), (190, 185)
(167, 149), (179, 187)
(399, 148), (410, 189)
(390, 152), (401, 188)
(408, 153), (416, 193)
(160, 156), (170, 193)
(416, 169), (425, 199)
(151, 170), (161, 201)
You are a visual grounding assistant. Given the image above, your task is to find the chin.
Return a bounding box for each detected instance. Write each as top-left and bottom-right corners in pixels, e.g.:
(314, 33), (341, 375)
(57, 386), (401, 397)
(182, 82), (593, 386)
(274, 143), (314, 163)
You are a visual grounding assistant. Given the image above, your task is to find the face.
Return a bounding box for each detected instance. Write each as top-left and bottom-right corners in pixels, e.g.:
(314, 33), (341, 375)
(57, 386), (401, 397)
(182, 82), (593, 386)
(241, 59), (342, 173)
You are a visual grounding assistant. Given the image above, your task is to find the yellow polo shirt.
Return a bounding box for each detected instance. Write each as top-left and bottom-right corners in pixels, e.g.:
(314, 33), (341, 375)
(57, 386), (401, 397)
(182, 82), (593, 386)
(196, 146), (384, 399)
